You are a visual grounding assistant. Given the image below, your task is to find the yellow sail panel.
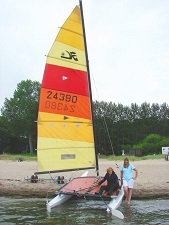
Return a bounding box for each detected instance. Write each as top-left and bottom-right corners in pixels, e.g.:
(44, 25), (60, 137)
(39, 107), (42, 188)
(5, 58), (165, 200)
(38, 148), (95, 171)
(56, 6), (84, 50)
(37, 138), (95, 172)
(38, 113), (93, 143)
(38, 111), (91, 123)
(38, 121), (94, 142)
(47, 42), (86, 71)
(38, 137), (94, 151)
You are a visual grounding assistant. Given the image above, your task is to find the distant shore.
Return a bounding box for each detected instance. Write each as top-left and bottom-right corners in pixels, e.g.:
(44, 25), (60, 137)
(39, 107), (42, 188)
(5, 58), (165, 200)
(0, 158), (169, 199)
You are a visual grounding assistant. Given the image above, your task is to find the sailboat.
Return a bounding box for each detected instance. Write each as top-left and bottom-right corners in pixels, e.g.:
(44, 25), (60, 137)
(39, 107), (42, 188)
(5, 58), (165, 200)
(36, 0), (124, 220)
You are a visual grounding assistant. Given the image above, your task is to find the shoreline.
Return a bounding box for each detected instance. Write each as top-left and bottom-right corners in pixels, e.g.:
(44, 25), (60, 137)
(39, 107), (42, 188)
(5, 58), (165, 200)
(1, 179), (169, 199)
(0, 159), (169, 199)
(1, 180), (169, 200)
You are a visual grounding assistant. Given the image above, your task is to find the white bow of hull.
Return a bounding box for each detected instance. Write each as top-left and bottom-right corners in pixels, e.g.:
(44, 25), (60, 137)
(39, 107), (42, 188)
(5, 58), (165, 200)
(47, 194), (72, 212)
(46, 171), (89, 212)
(107, 185), (124, 211)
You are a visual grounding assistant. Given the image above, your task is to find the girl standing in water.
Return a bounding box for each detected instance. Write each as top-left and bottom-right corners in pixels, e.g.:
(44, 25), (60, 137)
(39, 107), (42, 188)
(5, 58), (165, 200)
(120, 157), (138, 205)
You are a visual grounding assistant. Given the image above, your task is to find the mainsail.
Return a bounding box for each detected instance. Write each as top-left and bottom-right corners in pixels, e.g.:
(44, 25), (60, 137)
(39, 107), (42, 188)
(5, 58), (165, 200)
(37, 5), (96, 173)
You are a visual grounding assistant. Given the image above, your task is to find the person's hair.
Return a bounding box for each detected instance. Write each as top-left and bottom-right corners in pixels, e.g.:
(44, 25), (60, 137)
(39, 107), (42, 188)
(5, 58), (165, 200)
(123, 157), (129, 168)
(107, 167), (113, 172)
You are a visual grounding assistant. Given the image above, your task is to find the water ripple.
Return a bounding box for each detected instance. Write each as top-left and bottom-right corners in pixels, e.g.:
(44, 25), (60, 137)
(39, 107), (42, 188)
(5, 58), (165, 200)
(0, 197), (169, 224)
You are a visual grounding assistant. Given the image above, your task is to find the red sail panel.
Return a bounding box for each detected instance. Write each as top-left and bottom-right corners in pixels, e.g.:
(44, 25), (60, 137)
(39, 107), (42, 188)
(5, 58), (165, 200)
(42, 64), (89, 96)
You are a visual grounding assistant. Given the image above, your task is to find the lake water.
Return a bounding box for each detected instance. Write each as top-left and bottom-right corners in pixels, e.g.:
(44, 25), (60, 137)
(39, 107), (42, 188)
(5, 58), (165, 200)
(0, 197), (169, 224)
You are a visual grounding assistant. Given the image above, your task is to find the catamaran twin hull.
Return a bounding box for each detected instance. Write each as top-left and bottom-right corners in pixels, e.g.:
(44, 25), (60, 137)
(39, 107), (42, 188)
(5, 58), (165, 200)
(46, 175), (124, 219)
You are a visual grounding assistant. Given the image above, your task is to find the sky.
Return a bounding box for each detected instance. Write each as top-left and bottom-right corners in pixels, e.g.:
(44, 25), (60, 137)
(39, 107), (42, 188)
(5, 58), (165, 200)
(0, 0), (169, 110)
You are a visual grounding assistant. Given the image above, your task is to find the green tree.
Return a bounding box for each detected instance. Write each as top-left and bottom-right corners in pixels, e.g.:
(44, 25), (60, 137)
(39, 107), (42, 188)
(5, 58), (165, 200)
(133, 134), (162, 155)
(0, 115), (27, 154)
(0, 115), (11, 153)
(1, 80), (41, 154)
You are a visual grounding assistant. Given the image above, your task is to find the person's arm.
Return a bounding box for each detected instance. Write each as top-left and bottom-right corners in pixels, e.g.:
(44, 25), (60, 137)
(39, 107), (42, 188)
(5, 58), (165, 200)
(98, 174), (107, 185)
(133, 168), (138, 180)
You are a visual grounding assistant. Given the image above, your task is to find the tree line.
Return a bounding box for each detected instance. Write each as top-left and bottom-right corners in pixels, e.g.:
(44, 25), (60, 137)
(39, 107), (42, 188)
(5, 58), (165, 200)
(0, 80), (169, 155)
(93, 101), (169, 155)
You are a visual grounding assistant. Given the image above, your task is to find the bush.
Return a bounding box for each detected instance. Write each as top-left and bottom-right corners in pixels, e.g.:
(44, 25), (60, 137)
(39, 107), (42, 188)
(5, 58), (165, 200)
(133, 134), (162, 155)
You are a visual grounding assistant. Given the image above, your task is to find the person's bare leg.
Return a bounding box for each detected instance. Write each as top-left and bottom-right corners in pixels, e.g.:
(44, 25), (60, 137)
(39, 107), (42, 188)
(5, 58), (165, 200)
(127, 188), (133, 205)
(123, 186), (128, 202)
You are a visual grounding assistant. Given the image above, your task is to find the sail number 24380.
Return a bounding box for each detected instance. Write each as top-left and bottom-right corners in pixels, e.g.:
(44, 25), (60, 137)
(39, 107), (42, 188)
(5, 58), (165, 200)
(45, 91), (78, 111)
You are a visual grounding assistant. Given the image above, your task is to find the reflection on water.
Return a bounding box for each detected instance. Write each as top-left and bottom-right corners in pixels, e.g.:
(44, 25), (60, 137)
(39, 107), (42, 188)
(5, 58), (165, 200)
(0, 197), (169, 224)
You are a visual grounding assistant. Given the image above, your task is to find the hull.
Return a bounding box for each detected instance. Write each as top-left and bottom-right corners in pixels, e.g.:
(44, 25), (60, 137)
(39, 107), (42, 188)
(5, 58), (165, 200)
(47, 173), (123, 212)
(107, 185), (124, 211)
(47, 194), (72, 212)
(46, 173), (124, 219)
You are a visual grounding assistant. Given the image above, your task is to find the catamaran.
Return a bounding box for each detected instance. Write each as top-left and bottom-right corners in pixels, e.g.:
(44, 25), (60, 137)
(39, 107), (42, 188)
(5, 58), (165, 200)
(35, 0), (124, 220)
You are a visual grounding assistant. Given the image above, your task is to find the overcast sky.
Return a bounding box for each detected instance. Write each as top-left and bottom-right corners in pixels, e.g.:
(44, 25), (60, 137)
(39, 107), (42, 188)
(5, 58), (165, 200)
(0, 0), (169, 110)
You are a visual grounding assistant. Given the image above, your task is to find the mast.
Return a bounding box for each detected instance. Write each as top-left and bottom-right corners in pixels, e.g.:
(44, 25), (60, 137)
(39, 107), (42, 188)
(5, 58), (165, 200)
(79, 0), (99, 176)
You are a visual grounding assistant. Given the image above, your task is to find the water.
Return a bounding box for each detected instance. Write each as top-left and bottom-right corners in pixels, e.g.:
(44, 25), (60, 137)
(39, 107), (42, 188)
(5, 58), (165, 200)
(0, 197), (169, 225)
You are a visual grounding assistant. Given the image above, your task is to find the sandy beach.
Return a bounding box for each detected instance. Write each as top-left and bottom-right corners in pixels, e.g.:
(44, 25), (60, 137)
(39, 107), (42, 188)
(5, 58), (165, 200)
(0, 158), (169, 199)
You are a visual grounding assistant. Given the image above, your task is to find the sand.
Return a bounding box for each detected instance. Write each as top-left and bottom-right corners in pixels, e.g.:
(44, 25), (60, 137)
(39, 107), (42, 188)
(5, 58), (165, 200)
(0, 158), (169, 199)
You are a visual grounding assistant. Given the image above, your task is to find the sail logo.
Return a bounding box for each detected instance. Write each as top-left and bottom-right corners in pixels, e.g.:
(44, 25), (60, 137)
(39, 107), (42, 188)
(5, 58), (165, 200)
(61, 51), (78, 61)
(62, 76), (68, 81)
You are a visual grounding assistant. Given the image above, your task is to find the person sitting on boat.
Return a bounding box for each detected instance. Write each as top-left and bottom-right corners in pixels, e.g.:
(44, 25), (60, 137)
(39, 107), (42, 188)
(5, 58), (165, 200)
(96, 167), (120, 196)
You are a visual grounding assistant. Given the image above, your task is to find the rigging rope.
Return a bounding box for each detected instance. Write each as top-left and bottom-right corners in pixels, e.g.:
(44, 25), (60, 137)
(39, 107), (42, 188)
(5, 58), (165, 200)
(91, 70), (121, 168)
(91, 70), (115, 155)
